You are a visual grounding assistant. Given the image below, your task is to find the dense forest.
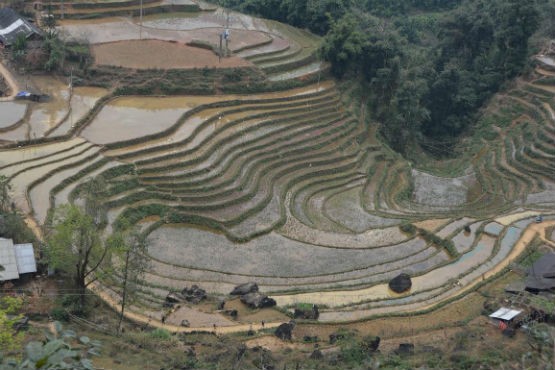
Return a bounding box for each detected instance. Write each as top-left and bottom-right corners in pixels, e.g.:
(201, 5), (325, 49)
(219, 0), (555, 156)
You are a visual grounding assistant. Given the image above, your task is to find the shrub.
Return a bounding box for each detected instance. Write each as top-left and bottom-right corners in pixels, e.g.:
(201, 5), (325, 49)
(400, 223), (416, 235)
(50, 307), (69, 322)
(149, 328), (171, 340)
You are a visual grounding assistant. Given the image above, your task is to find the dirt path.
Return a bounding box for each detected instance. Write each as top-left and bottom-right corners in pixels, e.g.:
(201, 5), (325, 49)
(88, 281), (282, 334)
(0, 60), (20, 101)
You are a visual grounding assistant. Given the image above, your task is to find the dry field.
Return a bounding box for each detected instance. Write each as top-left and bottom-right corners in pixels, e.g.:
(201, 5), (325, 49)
(92, 40), (252, 69)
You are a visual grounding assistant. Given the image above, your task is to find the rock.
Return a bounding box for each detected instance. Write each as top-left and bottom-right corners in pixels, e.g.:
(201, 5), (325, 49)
(303, 336), (319, 343)
(240, 292), (276, 309)
(309, 349), (323, 360)
(395, 343), (414, 356)
(329, 332), (348, 344)
(162, 301), (174, 308)
(275, 321), (296, 341)
(293, 304), (319, 320)
(231, 282), (259, 296)
(360, 335), (380, 353)
(166, 292), (185, 303)
(217, 300), (226, 310)
(223, 309), (238, 318)
(181, 285), (207, 304)
(389, 273), (412, 293)
(180, 320), (190, 327)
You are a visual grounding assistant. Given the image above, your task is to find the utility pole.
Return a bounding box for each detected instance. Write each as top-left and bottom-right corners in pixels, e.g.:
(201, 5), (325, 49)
(139, 0), (143, 39)
(224, 8), (230, 56)
(219, 33), (223, 62)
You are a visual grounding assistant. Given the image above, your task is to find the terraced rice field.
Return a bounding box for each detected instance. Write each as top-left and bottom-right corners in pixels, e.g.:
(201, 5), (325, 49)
(1, 7), (555, 329)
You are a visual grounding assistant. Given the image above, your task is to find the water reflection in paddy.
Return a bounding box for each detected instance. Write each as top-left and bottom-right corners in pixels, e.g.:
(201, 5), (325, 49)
(0, 102), (27, 129)
(80, 96), (221, 144)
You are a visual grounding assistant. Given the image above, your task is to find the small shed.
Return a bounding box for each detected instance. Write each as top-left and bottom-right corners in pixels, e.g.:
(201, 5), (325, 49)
(0, 7), (43, 47)
(489, 307), (522, 329)
(0, 238), (37, 281)
(0, 238), (19, 281)
(14, 243), (37, 274)
(525, 252), (555, 293)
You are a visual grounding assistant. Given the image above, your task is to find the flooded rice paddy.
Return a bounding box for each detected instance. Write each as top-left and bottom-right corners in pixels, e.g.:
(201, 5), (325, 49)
(81, 96), (203, 144)
(0, 102), (27, 129)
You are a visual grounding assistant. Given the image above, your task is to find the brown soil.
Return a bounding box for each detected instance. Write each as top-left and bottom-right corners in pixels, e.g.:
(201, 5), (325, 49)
(92, 39), (252, 69)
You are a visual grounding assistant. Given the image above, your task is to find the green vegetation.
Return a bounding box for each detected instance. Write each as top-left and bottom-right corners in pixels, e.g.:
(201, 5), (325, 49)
(0, 297), (24, 357)
(1, 322), (101, 370)
(106, 221), (150, 334)
(45, 204), (108, 311)
(219, 0), (552, 159)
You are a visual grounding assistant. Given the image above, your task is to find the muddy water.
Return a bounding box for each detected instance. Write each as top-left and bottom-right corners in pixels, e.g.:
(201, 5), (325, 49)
(0, 124), (28, 142)
(48, 87), (108, 138)
(104, 84), (332, 158)
(9, 146), (100, 216)
(27, 76), (70, 139)
(1, 143), (92, 178)
(80, 97), (200, 144)
(0, 138), (85, 168)
(0, 102), (27, 129)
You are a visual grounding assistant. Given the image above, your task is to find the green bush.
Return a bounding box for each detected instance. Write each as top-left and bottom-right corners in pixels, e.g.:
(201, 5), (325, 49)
(50, 307), (69, 322)
(149, 328), (171, 340)
(400, 223), (416, 235)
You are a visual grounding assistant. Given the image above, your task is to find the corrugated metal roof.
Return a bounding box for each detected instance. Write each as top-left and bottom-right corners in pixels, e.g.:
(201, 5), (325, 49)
(489, 307), (522, 321)
(0, 8), (42, 46)
(0, 238), (19, 281)
(14, 243), (36, 274)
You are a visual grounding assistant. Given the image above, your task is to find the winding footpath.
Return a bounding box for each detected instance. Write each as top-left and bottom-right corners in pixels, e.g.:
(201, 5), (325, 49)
(0, 60), (20, 101)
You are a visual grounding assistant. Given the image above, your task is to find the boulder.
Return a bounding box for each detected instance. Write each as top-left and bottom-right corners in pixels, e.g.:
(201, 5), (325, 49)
(329, 333), (344, 344)
(223, 309), (238, 318)
(360, 335), (380, 353)
(303, 336), (319, 343)
(180, 320), (190, 327)
(231, 282), (259, 296)
(293, 304), (319, 320)
(240, 292), (276, 309)
(395, 343), (414, 356)
(389, 273), (412, 293)
(275, 321), (296, 341)
(181, 285), (207, 304)
(166, 292), (185, 303)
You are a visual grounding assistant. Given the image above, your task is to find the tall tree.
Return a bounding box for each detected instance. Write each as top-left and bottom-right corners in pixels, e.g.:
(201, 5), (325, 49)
(107, 221), (150, 334)
(46, 204), (108, 311)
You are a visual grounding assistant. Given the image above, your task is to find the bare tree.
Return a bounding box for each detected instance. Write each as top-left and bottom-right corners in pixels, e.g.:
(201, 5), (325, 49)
(107, 221), (150, 334)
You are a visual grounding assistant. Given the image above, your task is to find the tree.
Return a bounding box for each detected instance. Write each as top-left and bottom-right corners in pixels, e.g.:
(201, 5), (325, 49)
(0, 175), (12, 213)
(0, 296), (24, 357)
(46, 204), (108, 311)
(107, 221), (150, 335)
